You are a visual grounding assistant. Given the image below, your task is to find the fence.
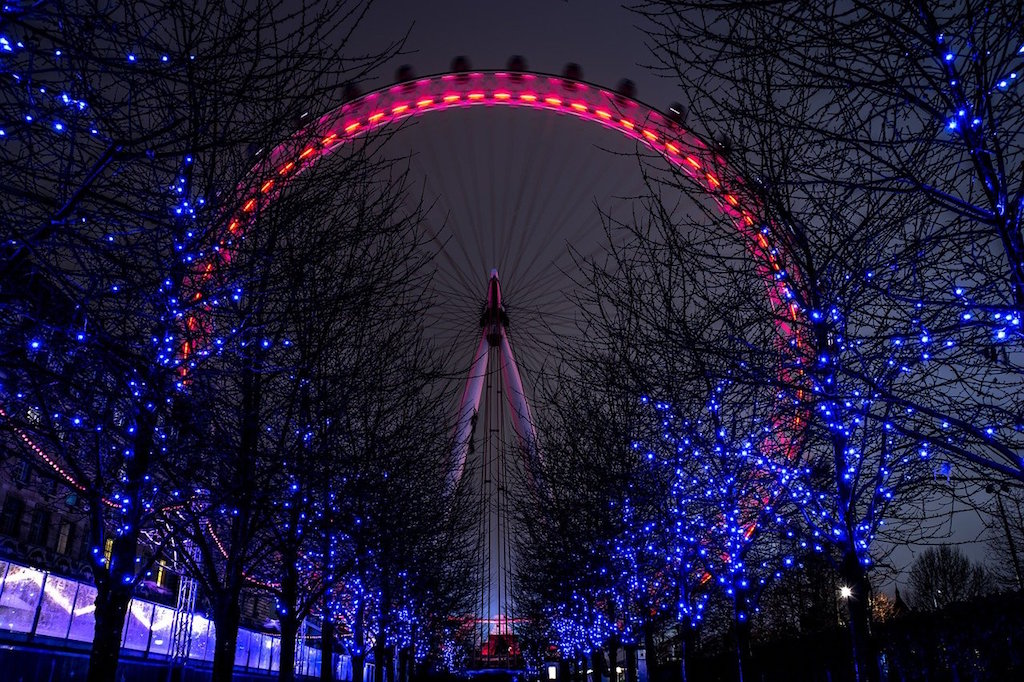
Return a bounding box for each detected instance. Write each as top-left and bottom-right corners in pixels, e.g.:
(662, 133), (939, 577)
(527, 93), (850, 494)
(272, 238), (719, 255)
(0, 559), (366, 679)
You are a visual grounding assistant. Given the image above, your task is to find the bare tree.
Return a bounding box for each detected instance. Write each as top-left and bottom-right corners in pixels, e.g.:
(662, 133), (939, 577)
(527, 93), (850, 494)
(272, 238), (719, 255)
(165, 139), (436, 682)
(906, 545), (991, 610)
(580, 169), (965, 679)
(0, 2), (403, 680)
(515, 351), (663, 682)
(632, 0), (1024, 479)
(982, 481), (1024, 592)
(608, 3), (1024, 679)
(261, 159), (439, 682)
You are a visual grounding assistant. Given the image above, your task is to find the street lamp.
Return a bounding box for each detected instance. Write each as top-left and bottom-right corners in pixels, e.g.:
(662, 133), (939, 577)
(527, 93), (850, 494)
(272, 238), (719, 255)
(839, 585), (853, 600)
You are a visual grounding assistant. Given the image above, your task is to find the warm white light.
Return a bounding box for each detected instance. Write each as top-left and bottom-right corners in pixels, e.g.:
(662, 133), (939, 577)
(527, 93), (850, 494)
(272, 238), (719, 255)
(840, 586), (853, 599)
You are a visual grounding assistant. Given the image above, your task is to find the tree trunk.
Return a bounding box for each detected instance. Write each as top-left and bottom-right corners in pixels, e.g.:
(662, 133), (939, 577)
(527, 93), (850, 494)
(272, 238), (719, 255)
(841, 551), (878, 682)
(211, 593), (243, 682)
(643, 622), (657, 676)
(384, 645), (395, 682)
(86, 408), (154, 682)
(321, 617), (336, 682)
(678, 632), (688, 682)
(85, 583), (132, 682)
(374, 589), (393, 682)
(624, 644), (637, 682)
(210, 357), (257, 682)
(353, 601), (366, 682)
(397, 645), (411, 682)
(591, 649), (604, 682)
(279, 614), (299, 682)
(374, 640), (385, 682)
(277, 553), (301, 682)
(678, 620), (697, 682)
(607, 639), (619, 682)
(352, 653), (366, 682)
(733, 608), (750, 682)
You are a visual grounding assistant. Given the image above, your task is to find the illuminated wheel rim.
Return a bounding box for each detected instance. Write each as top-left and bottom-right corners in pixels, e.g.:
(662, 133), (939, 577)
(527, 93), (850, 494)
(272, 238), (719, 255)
(186, 69), (809, 452)
(198, 70), (803, 333)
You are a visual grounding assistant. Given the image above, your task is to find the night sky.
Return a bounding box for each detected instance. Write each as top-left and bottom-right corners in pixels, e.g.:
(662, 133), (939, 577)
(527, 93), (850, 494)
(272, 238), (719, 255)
(346, 1), (667, 104)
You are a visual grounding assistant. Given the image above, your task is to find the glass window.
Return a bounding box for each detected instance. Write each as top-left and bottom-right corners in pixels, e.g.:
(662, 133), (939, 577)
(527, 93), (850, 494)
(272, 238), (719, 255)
(123, 600), (154, 651)
(148, 605), (174, 656)
(56, 521), (75, 555)
(188, 615), (212, 661)
(258, 632), (274, 670)
(204, 618), (217, 661)
(26, 508), (50, 546)
(67, 584), (97, 641)
(247, 632), (264, 669)
(0, 496), (25, 538)
(298, 643), (312, 676)
(0, 563), (44, 632)
(35, 574), (79, 639)
(234, 628), (251, 667)
(269, 634), (280, 672)
(307, 649), (322, 677)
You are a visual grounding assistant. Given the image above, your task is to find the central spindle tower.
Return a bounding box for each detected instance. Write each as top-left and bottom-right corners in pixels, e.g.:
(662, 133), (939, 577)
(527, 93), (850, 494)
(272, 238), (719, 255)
(452, 270), (537, 668)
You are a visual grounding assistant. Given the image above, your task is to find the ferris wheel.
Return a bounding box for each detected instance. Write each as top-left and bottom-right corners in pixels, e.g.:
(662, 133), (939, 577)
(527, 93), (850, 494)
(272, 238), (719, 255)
(208, 57), (806, 466)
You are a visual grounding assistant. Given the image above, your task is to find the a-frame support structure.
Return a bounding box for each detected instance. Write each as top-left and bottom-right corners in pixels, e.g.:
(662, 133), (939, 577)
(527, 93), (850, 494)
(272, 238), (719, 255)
(450, 270), (538, 490)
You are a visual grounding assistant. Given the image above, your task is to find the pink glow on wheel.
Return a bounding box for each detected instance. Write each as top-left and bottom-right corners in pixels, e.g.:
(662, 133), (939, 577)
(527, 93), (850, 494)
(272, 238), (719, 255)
(194, 70), (806, 357)
(178, 69), (811, 478)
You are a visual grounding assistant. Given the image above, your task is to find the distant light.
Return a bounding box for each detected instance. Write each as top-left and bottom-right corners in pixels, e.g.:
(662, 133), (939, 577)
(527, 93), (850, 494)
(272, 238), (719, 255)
(840, 585), (853, 599)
